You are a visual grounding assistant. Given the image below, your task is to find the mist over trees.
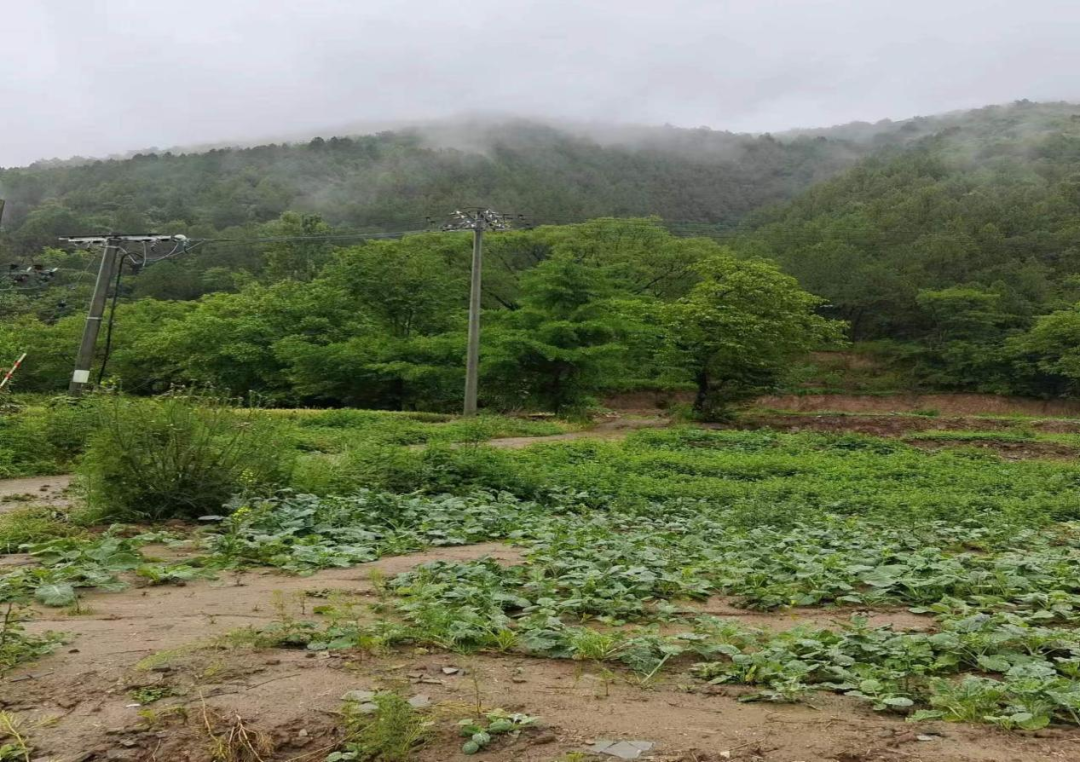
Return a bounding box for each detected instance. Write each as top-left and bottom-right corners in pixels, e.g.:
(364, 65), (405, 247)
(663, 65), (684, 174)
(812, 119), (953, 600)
(0, 117), (900, 260)
(740, 100), (1080, 395)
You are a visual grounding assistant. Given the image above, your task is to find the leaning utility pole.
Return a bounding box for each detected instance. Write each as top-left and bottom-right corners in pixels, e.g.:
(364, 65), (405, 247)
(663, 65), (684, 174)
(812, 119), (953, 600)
(438, 209), (510, 416)
(59, 234), (187, 396)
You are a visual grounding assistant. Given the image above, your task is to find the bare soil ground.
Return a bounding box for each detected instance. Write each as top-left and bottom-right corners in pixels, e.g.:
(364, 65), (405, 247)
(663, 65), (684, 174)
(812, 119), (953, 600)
(754, 393), (1080, 418)
(0, 474), (75, 514)
(8, 542), (1079, 762)
(487, 416), (668, 449)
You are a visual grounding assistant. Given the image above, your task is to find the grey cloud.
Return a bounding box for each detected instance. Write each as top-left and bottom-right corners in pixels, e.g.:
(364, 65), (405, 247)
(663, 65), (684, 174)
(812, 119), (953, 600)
(2, 0), (1080, 166)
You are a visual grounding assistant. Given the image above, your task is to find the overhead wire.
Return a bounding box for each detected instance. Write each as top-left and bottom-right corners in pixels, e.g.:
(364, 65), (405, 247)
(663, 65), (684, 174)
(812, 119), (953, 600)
(32, 217), (1060, 283)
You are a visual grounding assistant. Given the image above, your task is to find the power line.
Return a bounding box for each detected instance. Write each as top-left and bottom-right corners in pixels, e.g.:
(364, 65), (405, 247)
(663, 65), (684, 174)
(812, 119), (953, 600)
(199, 229), (428, 245)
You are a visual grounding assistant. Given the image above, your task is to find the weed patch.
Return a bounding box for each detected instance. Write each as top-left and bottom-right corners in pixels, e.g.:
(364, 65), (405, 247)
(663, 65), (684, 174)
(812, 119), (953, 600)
(331, 692), (430, 762)
(0, 604), (65, 675)
(81, 395), (293, 521)
(0, 507), (84, 553)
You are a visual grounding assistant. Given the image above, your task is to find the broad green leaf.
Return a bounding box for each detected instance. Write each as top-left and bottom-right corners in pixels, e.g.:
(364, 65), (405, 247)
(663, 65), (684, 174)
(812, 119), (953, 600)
(35, 583), (77, 607)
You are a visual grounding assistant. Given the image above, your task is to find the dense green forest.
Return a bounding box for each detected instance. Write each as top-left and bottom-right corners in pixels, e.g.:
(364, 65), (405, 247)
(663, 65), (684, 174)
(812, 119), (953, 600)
(6, 101), (1080, 406)
(742, 101), (1080, 395)
(0, 119), (873, 257)
(0, 219), (838, 414)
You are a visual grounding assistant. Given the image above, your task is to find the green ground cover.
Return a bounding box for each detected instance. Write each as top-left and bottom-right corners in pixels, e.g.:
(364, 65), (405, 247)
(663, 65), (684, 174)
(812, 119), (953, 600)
(0, 396), (567, 479)
(6, 425), (1080, 729)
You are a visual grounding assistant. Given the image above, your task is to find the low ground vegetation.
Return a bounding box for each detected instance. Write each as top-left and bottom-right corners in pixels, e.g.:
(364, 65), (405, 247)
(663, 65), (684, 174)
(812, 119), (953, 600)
(6, 418), (1080, 738)
(0, 393), (567, 481)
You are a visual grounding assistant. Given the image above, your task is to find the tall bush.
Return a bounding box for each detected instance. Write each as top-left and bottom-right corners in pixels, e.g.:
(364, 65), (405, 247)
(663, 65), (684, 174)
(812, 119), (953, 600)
(81, 395), (293, 521)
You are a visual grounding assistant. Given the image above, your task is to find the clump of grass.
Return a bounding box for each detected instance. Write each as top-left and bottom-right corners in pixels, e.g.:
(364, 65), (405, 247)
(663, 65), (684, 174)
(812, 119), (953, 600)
(135, 643), (207, 671)
(0, 411), (56, 479)
(290, 445), (424, 495)
(129, 685), (176, 705)
(331, 692), (430, 762)
(198, 700), (273, 762)
(0, 506), (85, 553)
(0, 710), (32, 762)
(0, 604), (65, 676)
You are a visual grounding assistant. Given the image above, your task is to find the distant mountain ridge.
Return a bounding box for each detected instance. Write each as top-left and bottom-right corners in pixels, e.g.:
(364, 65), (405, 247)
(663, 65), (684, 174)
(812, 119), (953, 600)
(2, 101), (1078, 260)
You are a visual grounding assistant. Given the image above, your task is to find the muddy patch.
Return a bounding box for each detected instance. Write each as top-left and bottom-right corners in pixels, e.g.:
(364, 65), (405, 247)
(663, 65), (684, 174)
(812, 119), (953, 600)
(687, 598), (934, 632)
(0, 474), (75, 513)
(487, 416), (668, 449)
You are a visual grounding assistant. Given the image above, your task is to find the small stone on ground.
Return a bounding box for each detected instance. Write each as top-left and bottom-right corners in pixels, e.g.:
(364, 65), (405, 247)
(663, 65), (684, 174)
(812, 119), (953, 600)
(588, 740), (655, 760)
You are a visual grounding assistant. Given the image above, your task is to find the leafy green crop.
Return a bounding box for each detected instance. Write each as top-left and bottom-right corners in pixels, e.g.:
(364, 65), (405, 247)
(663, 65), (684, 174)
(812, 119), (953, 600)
(458, 710), (539, 754)
(0, 603), (65, 675)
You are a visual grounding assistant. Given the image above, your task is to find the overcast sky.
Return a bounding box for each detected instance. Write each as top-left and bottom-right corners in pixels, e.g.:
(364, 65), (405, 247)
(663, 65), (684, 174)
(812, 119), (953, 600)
(3, 0), (1080, 167)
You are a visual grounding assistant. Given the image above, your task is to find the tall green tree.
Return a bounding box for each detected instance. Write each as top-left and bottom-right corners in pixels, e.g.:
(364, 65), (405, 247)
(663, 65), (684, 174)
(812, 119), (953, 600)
(1008, 305), (1080, 397)
(661, 255), (845, 419)
(482, 253), (626, 413)
(260, 212), (334, 282)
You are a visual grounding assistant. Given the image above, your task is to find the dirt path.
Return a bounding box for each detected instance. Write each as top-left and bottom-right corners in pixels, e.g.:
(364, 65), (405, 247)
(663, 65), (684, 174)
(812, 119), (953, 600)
(486, 416), (667, 449)
(0, 474), (74, 514)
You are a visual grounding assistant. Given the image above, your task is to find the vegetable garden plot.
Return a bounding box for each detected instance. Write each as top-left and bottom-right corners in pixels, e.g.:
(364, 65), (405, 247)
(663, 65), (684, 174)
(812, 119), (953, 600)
(7, 426), (1080, 755)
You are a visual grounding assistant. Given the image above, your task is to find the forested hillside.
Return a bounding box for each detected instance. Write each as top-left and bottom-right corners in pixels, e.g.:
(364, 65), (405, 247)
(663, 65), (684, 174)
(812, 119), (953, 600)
(0, 119), (870, 258)
(7, 101), (1080, 406)
(740, 100), (1080, 395)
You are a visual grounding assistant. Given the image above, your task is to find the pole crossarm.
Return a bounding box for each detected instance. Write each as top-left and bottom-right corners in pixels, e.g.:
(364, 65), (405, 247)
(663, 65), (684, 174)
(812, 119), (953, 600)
(59, 233), (189, 245)
(59, 234), (189, 396)
(436, 208), (513, 233)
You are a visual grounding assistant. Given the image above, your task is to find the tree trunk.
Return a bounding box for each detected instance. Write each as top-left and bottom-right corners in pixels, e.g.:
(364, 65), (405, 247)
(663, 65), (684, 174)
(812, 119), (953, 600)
(693, 369), (710, 415)
(392, 377), (406, 411)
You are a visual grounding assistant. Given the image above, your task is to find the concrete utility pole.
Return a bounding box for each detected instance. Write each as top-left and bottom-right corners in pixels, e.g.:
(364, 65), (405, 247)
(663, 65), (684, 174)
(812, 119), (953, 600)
(68, 238), (119, 394)
(438, 209), (511, 416)
(59, 234), (187, 396)
(465, 224), (484, 416)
